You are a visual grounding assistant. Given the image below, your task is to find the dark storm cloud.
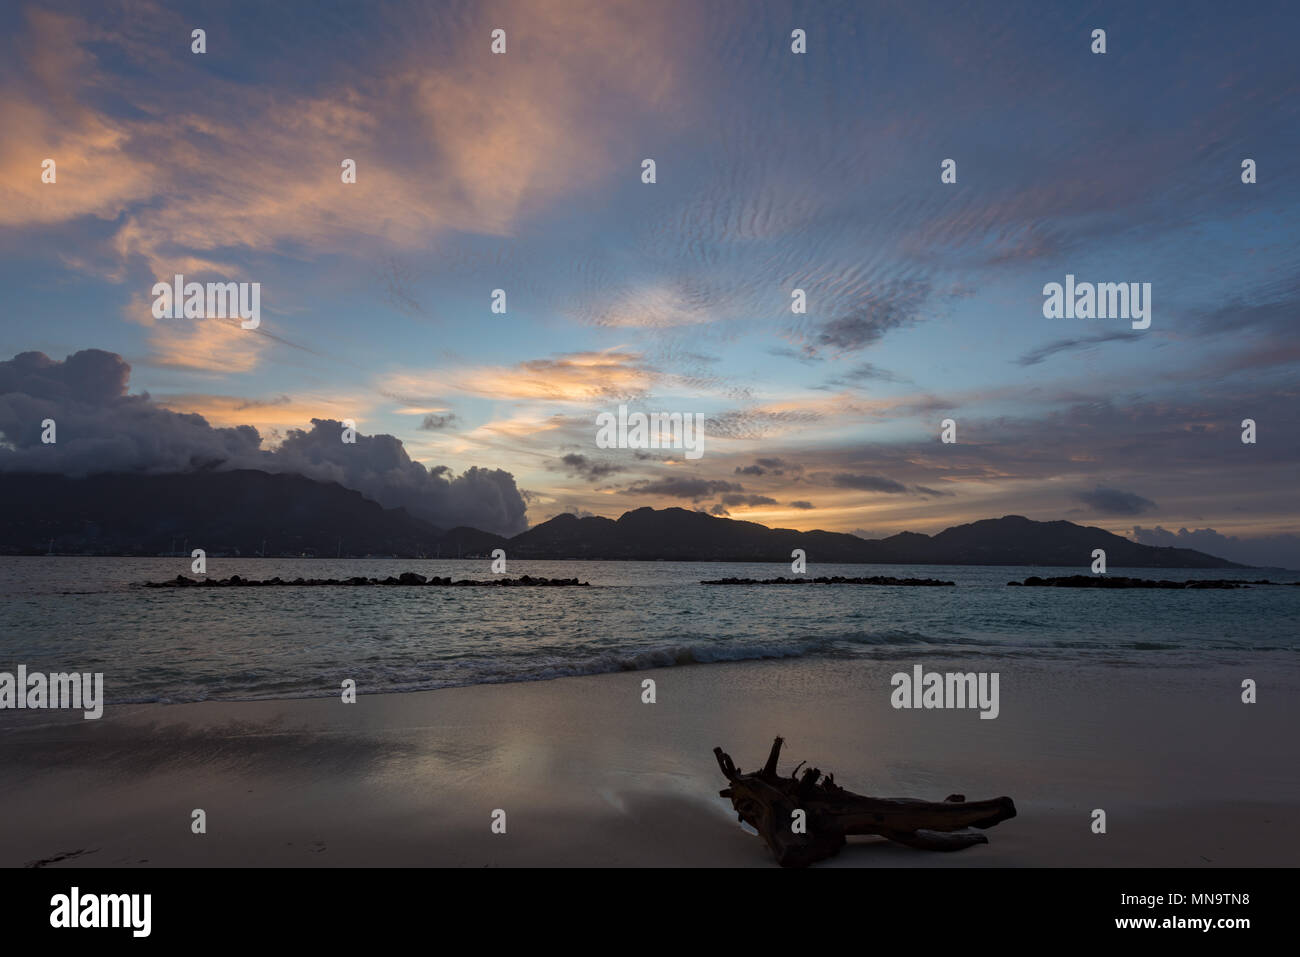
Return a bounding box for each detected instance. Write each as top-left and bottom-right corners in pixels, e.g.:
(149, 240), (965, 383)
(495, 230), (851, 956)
(1015, 331), (1143, 367)
(0, 349), (131, 403)
(803, 281), (931, 356)
(1132, 525), (1300, 570)
(830, 473), (910, 494)
(273, 419), (527, 534)
(621, 477), (743, 502)
(0, 349), (264, 473)
(908, 390), (1298, 479)
(1073, 486), (1157, 516)
(719, 493), (777, 507)
(419, 413), (458, 430)
(0, 350), (528, 535)
(734, 456), (799, 477)
(555, 453), (625, 482)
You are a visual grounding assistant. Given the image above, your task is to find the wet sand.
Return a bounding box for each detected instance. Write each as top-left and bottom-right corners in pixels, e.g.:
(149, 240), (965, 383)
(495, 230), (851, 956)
(2, 656), (1297, 867)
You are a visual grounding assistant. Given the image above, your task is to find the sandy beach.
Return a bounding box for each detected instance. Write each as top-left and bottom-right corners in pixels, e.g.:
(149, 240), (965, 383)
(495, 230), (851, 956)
(3, 655), (1297, 868)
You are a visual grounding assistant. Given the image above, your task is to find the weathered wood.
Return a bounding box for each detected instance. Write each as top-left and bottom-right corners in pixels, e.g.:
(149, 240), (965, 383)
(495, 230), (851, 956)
(714, 736), (1016, 867)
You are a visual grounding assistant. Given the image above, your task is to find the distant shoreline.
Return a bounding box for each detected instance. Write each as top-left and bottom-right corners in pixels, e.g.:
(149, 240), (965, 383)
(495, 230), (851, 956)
(0, 553), (1279, 569)
(1, 475), (1262, 568)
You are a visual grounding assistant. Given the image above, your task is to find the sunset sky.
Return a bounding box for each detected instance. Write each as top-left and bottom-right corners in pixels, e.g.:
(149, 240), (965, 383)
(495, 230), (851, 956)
(1, 0), (1297, 563)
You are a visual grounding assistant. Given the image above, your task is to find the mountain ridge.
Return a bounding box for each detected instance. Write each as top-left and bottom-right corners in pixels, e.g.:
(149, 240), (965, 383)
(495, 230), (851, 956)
(0, 470), (1251, 567)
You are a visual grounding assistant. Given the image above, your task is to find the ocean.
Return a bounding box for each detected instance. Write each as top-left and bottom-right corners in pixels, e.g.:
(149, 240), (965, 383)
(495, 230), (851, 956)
(1, 557), (1296, 704)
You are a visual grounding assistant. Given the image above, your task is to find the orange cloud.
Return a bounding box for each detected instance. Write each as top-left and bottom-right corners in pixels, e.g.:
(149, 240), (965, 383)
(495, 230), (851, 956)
(152, 391), (370, 436)
(0, 11), (158, 234)
(146, 318), (269, 374)
(384, 350), (658, 405)
(1, 1), (691, 277)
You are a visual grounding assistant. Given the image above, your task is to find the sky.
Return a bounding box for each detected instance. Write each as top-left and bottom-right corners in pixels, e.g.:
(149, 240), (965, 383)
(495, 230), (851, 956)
(0, 0), (1297, 564)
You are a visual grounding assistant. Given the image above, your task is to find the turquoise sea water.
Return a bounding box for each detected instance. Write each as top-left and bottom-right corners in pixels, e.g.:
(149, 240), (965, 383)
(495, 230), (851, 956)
(1, 557), (1296, 703)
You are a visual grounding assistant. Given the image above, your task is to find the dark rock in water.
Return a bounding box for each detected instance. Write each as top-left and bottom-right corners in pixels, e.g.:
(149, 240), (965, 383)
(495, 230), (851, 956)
(140, 573), (590, 588)
(1007, 575), (1252, 589)
(700, 575), (955, 586)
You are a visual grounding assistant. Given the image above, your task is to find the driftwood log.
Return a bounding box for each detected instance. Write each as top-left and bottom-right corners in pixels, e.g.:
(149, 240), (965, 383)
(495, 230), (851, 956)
(714, 737), (1016, 867)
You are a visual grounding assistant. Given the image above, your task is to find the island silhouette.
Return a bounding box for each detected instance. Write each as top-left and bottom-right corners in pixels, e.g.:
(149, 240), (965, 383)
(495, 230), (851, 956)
(0, 469), (1250, 566)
